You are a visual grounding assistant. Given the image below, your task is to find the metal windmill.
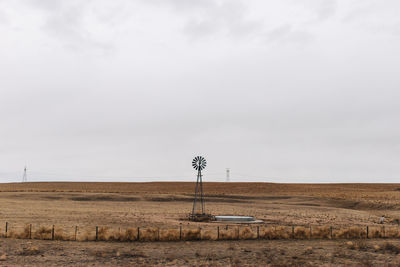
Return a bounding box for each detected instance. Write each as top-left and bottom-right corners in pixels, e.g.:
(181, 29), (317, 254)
(190, 156), (207, 219)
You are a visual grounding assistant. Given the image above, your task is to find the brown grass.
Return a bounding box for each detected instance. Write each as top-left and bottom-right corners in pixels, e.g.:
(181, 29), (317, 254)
(239, 227), (256, 239)
(140, 228), (158, 241)
(382, 242), (400, 254)
(261, 226), (290, 239)
(311, 226), (330, 239)
(160, 229), (180, 241)
(125, 228), (138, 241)
(345, 240), (369, 250)
(33, 226), (52, 240)
(336, 227), (366, 239)
(219, 227), (237, 240)
(201, 229), (216, 240)
(385, 227), (400, 238)
(9, 225), (30, 239)
(293, 227), (308, 239)
(183, 229), (201, 240)
(3, 224), (400, 242)
(19, 246), (40, 255)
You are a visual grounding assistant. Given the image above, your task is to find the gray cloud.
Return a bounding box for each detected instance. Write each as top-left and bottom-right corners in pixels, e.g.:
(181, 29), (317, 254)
(342, 1), (400, 37)
(145, 0), (263, 40)
(265, 24), (314, 45)
(22, 0), (115, 53)
(294, 0), (338, 22)
(1, 1), (400, 183)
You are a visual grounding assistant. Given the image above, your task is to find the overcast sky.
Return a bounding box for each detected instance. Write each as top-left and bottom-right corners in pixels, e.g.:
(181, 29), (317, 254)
(1, 0), (400, 183)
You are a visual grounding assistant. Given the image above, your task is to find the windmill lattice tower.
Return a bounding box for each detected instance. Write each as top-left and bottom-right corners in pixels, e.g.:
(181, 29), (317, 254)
(190, 156), (214, 221)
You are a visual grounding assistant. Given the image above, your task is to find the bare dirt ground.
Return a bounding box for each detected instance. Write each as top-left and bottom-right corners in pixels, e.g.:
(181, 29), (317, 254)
(0, 182), (400, 265)
(1, 238), (400, 266)
(0, 182), (399, 230)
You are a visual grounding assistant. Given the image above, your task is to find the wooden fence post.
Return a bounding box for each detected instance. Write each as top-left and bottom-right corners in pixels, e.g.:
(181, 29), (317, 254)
(366, 226), (369, 239)
(29, 224), (32, 239)
(95, 226), (98, 241)
(157, 228), (160, 241)
(383, 226), (385, 238)
(292, 225), (295, 239)
(179, 225), (182, 241)
(5, 222), (8, 238)
(52, 225), (55, 240)
(237, 226), (240, 240)
(257, 226), (259, 239)
(75, 226), (78, 241)
(309, 225), (312, 239)
(199, 227), (201, 240)
(137, 227), (140, 241)
(217, 226), (220, 240)
(330, 226), (333, 239)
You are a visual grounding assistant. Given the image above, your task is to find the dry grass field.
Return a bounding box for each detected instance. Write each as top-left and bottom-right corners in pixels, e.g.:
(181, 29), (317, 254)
(0, 182), (400, 265)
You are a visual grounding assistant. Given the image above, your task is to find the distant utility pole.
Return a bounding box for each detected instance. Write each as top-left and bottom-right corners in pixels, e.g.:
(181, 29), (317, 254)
(22, 165), (27, 183)
(226, 168), (230, 182)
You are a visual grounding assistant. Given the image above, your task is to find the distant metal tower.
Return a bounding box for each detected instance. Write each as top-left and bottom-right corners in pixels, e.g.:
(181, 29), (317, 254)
(226, 168), (230, 182)
(190, 156), (207, 218)
(22, 165), (27, 183)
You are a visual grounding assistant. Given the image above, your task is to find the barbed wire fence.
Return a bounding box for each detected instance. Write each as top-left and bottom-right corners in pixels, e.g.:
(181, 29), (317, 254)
(1, 222), (398, 242)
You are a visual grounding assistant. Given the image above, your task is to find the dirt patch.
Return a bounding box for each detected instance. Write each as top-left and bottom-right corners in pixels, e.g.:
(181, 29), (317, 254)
(291, 203), (321, 207)
(70, 195), (139, 202)
(327, 199), (398, 211)
(186, 194), (292, 201)
(42, 196), (63, 200)
(146, 196), (246, 203)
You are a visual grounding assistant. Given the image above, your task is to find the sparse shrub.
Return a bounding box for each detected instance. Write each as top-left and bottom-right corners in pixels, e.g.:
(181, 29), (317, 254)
(201, 230), (216, 240)
(304, 246), (313, 254)
(160, 229), (179, 241)
(54, 227), (69, 241)
(220, 228), (236, 240)
(125, 228), (138, 241)
(33, 226), (52, 240)
(369, 227), (383, 238)
(9, 225), (30, 239)
(97, 227), (110, 241)
(261, 226), (290, 239)
(383, 242), (400, 254)
(239, 227), (255, 239)
(345, 240), (368, 250)
(183, 229), (201, 240)
(83, 230), (96, 241)
(373, 244), (380, 251)
(385, 227), (400, 238)
(355, 240), (369, 250)
(106, 229), (122, 241)
(141, 228), (158, 241)
(312, 226), (330, 239)
(336, 227), (365, 239)
(19, 246), (40, 256)
(293, 227), (308, 239)
(346, 241), (355, 249)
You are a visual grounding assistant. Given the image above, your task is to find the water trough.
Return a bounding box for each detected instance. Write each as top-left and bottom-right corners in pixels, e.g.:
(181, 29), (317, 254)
(215, 216), (255, 222)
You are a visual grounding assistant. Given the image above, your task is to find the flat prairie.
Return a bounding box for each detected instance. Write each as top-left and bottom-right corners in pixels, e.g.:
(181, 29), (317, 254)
(0, 182), (399, 266)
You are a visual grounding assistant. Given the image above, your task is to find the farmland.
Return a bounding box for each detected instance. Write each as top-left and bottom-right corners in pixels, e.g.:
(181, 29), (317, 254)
(0, 182), (400, 265)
